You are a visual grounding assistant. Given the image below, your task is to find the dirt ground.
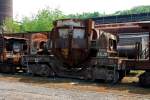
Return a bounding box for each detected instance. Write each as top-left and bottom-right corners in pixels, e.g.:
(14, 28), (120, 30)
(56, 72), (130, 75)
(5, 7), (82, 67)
(0, 72), (149, 100)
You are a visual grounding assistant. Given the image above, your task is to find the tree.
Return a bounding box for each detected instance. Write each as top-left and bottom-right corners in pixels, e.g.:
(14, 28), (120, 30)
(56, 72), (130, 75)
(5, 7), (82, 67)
(20, 8), (66, 32)
(3, 5), (150, 33)
(114, 6), (150, 15)
(3, 17), (21, 33)
(67, 12), (103, 19)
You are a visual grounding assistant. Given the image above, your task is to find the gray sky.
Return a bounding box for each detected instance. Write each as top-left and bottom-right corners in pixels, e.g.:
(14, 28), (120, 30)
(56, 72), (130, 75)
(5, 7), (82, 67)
(13, 0), (150, 19)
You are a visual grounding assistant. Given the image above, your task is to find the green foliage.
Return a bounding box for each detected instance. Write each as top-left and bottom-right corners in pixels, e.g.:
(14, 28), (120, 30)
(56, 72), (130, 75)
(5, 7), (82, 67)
(3, 8), (65, 33)
(114, 6), (150, 15)
(20, 8), (65, 32)
(3, 17), (21, 33)
(3, 5), (150, 33)
(67, 12), (104, 19)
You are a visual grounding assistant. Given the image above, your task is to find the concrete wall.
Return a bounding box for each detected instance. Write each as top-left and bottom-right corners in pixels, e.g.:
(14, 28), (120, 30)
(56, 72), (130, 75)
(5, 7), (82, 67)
(0, 0), (13, 24)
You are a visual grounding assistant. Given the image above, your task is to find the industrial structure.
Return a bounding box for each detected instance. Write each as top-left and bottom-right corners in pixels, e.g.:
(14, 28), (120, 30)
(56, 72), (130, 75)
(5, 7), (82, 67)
(22, 19), (122, 83)
(0, 13), (150, 87)
(0, 0), (13, 24)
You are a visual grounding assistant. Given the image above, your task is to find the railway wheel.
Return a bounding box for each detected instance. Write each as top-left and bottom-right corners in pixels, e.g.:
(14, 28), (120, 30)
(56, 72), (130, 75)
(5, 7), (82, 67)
(113, 71), (120, 83)
(40, 64), (51, 77)
(118, 70), (125, 81)
(106, 71), (120, 84)
(11, 66), (17, 74)
(0, 65), (16, 73)
(139, 71), (150, 87)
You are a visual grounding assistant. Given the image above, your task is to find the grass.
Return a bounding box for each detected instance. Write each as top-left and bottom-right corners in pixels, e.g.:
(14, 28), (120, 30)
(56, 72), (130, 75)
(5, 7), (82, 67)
(127, 70), (145, 77)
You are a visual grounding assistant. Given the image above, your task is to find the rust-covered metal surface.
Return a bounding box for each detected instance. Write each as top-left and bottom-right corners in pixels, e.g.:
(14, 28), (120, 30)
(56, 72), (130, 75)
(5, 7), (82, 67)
(4, 36), (28, 40)
(124, 59), (150, 70)
(30, 33), (48, 55)
(95, 20), (150, 70)
(95, 21), (150, 33)
(0, 0), (12, 24)
(31, 33), (48, 42)
(21, 19), (121, 82)
(51, 19), (118, 66)
(52, 19), (89, 66)
(1, 36), (27, 63)
(118, 33), (149, 59)
(5, 31), (49, 40)
(0, 32), (49, 73)
(1, 32), (49, 61)
(5, 32), (49, 55)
